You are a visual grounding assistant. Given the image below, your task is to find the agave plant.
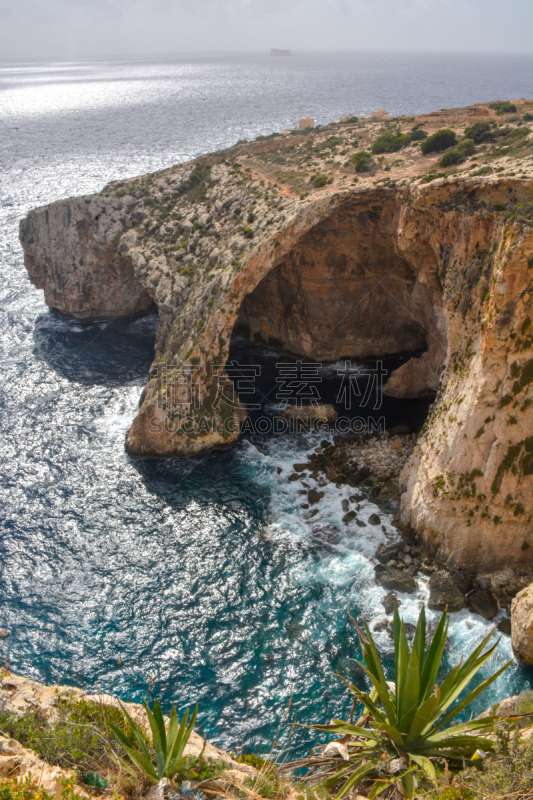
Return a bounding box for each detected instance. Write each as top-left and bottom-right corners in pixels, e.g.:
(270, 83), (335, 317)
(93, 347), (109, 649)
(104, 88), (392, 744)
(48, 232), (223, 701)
(109, 698), (198, 784)
(296, 606), (511, 799)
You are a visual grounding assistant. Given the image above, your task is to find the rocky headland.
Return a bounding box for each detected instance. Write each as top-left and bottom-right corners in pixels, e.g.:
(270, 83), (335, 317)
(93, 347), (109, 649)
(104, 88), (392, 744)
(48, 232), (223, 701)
(19, 100), (533, 580)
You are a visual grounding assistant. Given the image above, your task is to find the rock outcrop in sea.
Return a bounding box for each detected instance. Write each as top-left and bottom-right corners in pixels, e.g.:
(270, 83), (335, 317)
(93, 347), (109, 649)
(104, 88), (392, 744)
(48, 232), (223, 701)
(19, 101), (533, 574)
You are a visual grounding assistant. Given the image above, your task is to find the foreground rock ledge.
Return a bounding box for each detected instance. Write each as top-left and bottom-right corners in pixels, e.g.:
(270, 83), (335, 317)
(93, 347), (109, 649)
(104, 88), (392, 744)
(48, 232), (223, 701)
(0, 670), (255, 790)
(19, 103), (533, 572)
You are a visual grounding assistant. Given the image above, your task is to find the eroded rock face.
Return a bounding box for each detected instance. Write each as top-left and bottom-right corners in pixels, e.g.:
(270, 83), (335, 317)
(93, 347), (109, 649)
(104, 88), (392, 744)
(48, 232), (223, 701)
(19, 108), (533, 572)
(235, 198), (433, 364)
(20, 198), (155, 319)
(512, 585), (533, 663)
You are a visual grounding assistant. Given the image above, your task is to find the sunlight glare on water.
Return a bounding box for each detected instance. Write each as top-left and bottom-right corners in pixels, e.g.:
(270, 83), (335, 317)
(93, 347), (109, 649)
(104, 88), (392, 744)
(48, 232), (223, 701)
(0, 52), (532, 757)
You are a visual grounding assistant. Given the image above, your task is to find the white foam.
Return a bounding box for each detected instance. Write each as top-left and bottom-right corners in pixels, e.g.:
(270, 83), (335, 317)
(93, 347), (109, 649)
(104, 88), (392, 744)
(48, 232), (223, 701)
(236, 432), (516, 710)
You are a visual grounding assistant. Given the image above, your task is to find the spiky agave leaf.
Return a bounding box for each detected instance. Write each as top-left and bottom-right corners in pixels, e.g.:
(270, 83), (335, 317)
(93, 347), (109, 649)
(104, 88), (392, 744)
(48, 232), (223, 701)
(166, 705), (198, 775)
(108, 699), (198, 783)
(143, 699), (167, 777)
(108, 712), (160, 783)
(306, 606), (510, 799)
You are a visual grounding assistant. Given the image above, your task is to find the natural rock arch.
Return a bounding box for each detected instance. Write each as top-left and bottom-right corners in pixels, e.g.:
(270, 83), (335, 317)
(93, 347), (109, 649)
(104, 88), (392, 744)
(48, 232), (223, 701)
(20, 172), (533, 572)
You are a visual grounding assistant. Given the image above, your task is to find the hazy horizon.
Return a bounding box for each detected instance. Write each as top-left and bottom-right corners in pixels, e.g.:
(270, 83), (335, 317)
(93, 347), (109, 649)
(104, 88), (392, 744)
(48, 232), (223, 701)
(0, 0), (531, 61)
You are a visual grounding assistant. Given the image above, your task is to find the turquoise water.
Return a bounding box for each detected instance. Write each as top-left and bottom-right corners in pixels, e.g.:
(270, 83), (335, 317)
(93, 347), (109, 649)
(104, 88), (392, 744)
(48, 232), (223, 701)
(1, 52), (532, 758)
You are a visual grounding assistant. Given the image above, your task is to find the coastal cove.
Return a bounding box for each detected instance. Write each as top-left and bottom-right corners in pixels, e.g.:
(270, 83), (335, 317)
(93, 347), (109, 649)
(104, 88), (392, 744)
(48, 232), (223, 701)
(1, 52), (533, 762)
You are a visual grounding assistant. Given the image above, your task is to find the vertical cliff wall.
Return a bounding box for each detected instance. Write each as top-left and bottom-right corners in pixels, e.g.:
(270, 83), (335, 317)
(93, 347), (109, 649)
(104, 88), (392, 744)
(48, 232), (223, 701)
(20, 198), (155, 319)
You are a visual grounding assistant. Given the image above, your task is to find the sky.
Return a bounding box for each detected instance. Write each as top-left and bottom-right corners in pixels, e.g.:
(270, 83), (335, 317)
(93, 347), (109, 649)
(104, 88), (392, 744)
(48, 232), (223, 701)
(0, 0), (531, 60)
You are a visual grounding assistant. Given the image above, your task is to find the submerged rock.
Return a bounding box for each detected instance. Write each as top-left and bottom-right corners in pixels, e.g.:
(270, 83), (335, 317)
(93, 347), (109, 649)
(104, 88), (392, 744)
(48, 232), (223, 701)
(307, 488), (324, 505)
(497, 617), (512, 635)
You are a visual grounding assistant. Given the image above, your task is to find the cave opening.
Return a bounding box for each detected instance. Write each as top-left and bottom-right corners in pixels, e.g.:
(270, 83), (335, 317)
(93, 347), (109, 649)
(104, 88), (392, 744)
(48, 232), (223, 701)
(226, 334), (433, 438)
(226, 197), (444, 439)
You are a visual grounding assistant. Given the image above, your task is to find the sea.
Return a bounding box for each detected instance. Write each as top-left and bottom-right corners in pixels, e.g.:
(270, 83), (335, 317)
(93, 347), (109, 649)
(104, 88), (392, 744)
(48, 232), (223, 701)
(1, 51), (532, 758)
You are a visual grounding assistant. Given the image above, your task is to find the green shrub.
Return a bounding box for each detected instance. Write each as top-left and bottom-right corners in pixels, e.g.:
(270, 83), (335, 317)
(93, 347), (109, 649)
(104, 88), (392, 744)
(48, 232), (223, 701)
(313, 175), (330, 188)
(506, 202), (533, 225)
(465, 120), (493, 144)
(523, 112), (533, 121)
(439, 148), (465, 167)
(459, 137), (476, 156)
(350, 151), (372, 172)
(421, 128), (458, 154)
(243, 226), (254, 239)
(294, 607), (510, 800)
(371, 130), (411, 154)
(420, 171), (446, 183)
(410, 126), (428, 141)
(0, 777), (78, 800)
(438, 138), (475, 167)
(255, 132), (282, 141)
(371, 125), (427, 154)
(427, 719), (533, 800)
(0, 696), (136, 783)
(490, 101), (518, 115)
(236, 752), (274, 771)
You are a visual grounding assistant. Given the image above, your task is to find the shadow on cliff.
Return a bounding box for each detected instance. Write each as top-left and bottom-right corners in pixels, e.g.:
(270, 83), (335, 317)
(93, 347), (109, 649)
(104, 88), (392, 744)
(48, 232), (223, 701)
(32, 311), (159, 386)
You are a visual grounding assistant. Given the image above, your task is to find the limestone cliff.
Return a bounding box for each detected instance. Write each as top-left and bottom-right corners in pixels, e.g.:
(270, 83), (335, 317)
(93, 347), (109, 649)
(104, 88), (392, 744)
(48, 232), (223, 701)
(19, 101), (533, 573)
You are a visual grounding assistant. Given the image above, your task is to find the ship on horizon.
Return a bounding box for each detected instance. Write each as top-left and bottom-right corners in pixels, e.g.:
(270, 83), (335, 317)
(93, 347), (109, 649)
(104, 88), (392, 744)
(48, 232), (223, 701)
(270, 48), (291, 56)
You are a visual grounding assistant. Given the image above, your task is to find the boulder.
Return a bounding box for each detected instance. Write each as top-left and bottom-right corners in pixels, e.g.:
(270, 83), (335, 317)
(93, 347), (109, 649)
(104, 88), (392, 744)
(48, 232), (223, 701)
(428, 570), (465, 612)
(342, 511), (357, 523)
(375, 564), (417, 594)
(480, 690), (533, 726)
(326, 467), (340, 482)
(512, 584), (533, 663)
(468, 590), (499, 620)
(281, 404), (338, 423)
(308, 488), (324, 505)
(368, 513), (381, 525)
(381, 592), (400, 615)
(497, 617), (512, 635)
(496, 690), (533, 718)
(375, 542), (401, 564)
